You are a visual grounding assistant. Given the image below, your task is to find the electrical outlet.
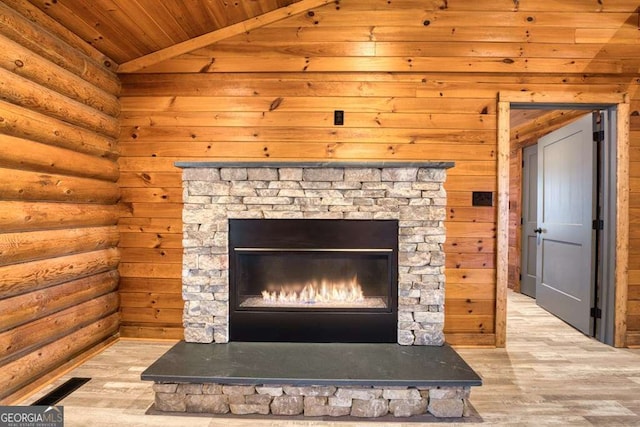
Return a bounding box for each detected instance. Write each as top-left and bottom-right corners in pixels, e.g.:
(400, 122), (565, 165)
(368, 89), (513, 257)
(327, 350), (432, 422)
(472, 191), (493, 207)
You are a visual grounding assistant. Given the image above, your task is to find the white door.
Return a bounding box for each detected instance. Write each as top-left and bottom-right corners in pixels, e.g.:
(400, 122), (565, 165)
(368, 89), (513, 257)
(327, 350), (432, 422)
(520, 144), (538, 298)
(536, 113), (595, 335)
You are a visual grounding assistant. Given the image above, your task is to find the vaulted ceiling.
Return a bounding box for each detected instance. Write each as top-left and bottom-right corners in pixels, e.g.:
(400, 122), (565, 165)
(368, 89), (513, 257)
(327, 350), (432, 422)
(20, 0), (596, 134)
(24, 0), (301, 64)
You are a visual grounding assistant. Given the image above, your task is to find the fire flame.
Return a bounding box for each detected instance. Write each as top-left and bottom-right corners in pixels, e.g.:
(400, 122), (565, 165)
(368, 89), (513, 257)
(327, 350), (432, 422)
(261, 275), (364, 304)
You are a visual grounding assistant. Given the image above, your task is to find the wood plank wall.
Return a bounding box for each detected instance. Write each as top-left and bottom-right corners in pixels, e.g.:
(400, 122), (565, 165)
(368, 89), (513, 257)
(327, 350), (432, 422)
(118, 0), (640, 347)
(508, 147), (522, 293)
(0, 1), (121, 402)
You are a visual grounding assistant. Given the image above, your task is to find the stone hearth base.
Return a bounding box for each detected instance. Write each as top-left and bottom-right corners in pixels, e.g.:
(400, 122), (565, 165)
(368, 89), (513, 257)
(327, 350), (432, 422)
(142, 341), (481, 419)
(152, 383), (471, 418)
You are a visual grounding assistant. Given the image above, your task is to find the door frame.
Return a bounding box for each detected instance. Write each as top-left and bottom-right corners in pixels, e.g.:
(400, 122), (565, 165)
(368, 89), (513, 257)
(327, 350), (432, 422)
(496, 91), (630, 348)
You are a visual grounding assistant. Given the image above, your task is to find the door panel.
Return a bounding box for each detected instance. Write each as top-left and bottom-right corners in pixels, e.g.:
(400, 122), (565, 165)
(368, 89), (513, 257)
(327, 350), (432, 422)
(520, 144), (538, 298)
(536, 113), (595, 335)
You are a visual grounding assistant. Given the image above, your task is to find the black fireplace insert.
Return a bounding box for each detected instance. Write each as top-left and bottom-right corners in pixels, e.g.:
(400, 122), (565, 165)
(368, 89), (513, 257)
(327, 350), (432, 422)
(229, 219), (398, 343)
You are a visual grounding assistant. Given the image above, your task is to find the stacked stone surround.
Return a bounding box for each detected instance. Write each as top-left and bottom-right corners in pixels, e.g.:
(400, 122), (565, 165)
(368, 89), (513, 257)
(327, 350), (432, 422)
(179, 163), (452, 346)
(153, 383), (471, 418)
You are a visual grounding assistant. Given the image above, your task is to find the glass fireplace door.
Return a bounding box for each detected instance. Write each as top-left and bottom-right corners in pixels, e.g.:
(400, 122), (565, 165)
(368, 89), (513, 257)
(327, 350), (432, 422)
(228, 219), (398, 343)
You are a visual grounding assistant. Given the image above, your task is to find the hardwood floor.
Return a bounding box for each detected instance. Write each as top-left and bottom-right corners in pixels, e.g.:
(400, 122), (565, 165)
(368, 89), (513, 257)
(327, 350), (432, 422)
(22, 291), (640, 426)
(457, 291), (640, 426)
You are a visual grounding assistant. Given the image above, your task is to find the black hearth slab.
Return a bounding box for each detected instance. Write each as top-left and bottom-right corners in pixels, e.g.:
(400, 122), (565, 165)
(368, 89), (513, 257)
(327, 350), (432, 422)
(142, 342), (482, 388)
(175, 161), (455, 169)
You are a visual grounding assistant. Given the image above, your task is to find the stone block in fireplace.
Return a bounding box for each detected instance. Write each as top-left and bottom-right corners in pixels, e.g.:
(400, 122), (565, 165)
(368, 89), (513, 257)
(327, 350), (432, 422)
(177, 161), (454, 346)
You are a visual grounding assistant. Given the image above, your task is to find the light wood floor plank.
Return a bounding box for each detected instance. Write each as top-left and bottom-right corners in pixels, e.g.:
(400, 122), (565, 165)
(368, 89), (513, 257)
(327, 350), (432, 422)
(21, 291), (640, 426)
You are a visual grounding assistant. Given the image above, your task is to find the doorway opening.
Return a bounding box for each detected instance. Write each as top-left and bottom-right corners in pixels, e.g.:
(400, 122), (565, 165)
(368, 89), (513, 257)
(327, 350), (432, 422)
(496, 92), (629, 348)
(512, 109), (610, 342)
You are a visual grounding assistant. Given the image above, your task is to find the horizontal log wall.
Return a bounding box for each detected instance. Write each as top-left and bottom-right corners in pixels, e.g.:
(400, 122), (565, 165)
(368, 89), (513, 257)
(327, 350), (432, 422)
(0, 1), (121, 402)
(118, 0), (640, 347)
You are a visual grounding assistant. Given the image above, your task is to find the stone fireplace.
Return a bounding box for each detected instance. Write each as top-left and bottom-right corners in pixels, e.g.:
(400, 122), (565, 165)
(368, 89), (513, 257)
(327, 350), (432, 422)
(178, 161), (453, 346)
(144, 161), (482, 420)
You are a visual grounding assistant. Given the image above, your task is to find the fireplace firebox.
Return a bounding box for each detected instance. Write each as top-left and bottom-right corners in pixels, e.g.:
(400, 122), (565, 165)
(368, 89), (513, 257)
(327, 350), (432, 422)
(229, 219), (398, 343)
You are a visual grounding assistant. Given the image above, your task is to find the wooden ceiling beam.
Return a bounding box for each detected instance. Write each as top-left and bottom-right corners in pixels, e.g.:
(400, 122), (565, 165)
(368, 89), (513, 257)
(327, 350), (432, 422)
(510, 109), (589, 149)
(118, 0), (332, 74)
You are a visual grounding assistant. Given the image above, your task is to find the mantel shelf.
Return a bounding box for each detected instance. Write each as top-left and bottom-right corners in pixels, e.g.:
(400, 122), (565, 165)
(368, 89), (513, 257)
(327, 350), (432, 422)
(175, 161), (455, 169)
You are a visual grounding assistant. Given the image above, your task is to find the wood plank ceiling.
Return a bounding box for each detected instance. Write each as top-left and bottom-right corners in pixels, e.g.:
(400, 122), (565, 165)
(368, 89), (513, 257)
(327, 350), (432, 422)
(20, 0), (584, 131)
(24, 0), (300, 65)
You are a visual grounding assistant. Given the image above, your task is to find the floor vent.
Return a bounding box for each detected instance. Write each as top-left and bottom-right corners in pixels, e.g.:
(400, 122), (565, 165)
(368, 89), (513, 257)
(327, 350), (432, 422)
(31, 377), (91, 406)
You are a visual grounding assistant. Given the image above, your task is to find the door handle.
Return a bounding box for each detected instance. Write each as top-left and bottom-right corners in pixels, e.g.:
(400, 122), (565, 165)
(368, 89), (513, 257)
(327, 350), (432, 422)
(534, 228), (543, 234)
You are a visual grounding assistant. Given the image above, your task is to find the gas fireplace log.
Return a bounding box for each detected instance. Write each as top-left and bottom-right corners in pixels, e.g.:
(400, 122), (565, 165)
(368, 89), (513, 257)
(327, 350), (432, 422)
(0, 226), (119, 265)
(0, 201), (123, 232)
(0, 135), (119, 182)
(0, 100), (118, 159)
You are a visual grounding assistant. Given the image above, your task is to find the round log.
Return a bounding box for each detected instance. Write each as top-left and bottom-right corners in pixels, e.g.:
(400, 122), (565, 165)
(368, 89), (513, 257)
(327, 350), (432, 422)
(0, 2), (120, 95)
(0, 168), (120, 204)
(0, 99), (118, 159)
(0, 0), (118, 74)
(0, 271), (119, 332)
(0, 201), (124, 232)
(0, 313), (119, 400)
(0, 226), (119, 265)
(0, 68), (120, 138)
(0, 135), (119, 181)
(0, 34), (119, 116)
(0, 247), (120, 299)
(0, 292), (119, 361)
